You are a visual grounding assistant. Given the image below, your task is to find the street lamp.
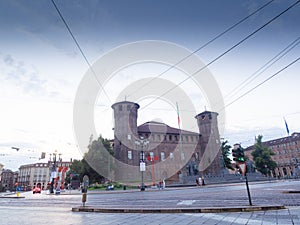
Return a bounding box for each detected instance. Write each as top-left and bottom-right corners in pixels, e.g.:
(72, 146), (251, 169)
(49, 151), (62, 194)
(135, 137), (149, 191)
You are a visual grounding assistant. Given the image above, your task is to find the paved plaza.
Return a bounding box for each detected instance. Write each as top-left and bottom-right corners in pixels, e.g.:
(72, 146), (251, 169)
(0, 205), (299, 225)
(0, 180), (300, 225)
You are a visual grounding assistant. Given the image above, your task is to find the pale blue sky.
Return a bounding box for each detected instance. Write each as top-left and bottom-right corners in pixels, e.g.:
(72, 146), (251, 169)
(0, 0), (299, 170)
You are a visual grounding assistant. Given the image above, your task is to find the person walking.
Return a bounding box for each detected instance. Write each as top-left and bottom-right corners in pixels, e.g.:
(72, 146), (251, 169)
(159, 180), (163, 190)
(198, 177), (202, 186)
(201, 176), (205, 186)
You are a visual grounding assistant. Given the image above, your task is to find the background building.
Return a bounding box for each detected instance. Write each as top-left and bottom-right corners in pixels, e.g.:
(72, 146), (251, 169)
(1, 169), (18, 192)
(18, 161), (71, 191)
(0, 163), (3, 184)
(245, 132), (300, 178)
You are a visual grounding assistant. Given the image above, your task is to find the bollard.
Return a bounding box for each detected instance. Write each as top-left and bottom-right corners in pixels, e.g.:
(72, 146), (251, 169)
(82, 193), (87, 207)
(16, 186), (21, 197)
(81, 175), (89, 207)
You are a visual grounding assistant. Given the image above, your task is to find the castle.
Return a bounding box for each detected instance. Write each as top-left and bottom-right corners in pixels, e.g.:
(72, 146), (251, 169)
(111, 101), (223, 184)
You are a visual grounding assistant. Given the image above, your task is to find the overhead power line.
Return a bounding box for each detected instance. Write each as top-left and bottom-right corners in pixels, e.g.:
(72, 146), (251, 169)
(140, 0), (300, 112)
(50, 0), (111, 104)
(222, 36), (300, 104)
(126, 0), (275, 98)
(224, 57), (300, 109)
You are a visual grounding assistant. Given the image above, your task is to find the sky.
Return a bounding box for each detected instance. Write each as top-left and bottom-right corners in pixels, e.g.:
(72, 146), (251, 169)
(0, 0), (299, 171)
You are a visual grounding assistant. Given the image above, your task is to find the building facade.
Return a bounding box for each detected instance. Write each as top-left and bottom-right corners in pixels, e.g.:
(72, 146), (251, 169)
(111, 101), (222, 184)
(0, 163), (3, 184)
(18, 161), (71, 191)
(1, 169), (18, 192)
(245, 132), (300, 178)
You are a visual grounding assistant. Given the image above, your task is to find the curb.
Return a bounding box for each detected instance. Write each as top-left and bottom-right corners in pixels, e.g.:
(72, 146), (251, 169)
(72, 205), (285, 213)
(283, 191), (300, 194)
(0, 196), (25, 199)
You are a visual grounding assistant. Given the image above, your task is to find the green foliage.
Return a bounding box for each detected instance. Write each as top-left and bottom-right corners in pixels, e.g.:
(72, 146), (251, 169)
(251, 135), (277, 176)
(221, 140), (235, 170)
(67, 135), (113, 184)
(88, 181), (125, 190)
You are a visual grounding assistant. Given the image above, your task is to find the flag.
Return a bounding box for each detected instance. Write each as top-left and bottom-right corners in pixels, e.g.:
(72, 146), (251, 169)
(284, 117), (290, 135)
(176, 102), (181, 128)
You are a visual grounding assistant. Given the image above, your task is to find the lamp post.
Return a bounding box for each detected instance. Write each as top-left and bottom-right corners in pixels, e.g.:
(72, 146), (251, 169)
(135, 137), (149, 191)
(49, 151), (62, 194)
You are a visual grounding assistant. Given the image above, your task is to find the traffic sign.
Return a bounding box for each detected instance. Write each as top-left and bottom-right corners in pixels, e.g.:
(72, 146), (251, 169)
(140, 162), (146, 171)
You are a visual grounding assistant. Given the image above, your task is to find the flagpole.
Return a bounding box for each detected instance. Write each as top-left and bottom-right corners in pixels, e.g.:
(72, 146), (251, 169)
(284, 117), (290, 136)
(176, 102), (183, 161)
(284, 117), (297, 168)
(283, 117), (298, 177)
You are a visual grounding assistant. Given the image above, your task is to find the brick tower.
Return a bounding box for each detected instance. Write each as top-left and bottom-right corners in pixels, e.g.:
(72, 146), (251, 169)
(111, 101), (140, 165)
(195, 111), (222, 175)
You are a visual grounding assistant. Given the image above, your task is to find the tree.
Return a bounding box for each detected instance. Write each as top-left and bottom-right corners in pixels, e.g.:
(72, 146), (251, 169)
(66, 136), (113, 185)
(221, 140), (235, 170)
(84, 135), (114, 183)
(251, 135), (277, 176)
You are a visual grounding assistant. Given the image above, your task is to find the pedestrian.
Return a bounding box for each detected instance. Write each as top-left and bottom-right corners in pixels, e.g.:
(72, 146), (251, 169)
(195, 178), (199, 186)
(198, 177), (202, 186)
(159, 180), (163, 190)
(201, 176), (205, 186)
(162, 179), (165, 189)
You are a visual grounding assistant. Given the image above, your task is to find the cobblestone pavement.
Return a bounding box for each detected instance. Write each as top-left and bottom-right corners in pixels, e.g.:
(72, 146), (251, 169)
(0, 205), (299, 225)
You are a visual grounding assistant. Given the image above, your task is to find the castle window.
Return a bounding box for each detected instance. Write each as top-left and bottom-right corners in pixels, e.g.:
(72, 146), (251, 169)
(181, 152), (185, 160)
(170, 152), (174, 159)
(169, 135), (172, 141)
(185, 136), (189, 142)
(128, 151), (132, 160)
(161, 152), (165, 161)
(118, 105), (122, 111)
(127, 105), (131, 111)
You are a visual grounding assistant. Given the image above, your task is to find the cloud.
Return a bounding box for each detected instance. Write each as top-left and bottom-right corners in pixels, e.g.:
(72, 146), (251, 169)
(0, 53), (73, 102)
(1, 53), (46, 94)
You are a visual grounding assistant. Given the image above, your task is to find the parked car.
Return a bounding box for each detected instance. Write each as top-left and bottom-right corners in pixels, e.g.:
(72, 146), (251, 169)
(106, 184), (114, 191)
(33, 185), (41, 194)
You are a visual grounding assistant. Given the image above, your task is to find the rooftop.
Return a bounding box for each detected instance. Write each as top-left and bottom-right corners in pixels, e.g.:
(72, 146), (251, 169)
(138, 121), (199, 136)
